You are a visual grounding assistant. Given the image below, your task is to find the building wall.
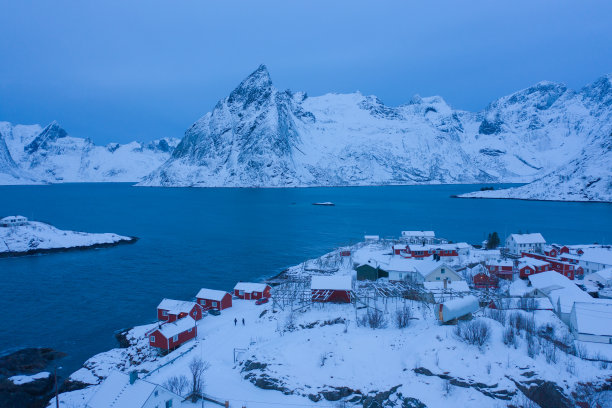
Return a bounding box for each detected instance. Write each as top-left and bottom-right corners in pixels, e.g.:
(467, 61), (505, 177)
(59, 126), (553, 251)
(197, 294), (232, 310)
(311, 289), (351, 303)
(149, 326), (197, 350)
(424, 266), (461, 282)
(142, 387), (181, 408)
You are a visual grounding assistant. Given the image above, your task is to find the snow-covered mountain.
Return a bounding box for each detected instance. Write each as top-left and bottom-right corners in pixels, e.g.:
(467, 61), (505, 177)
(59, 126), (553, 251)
(139, 65), (611, 197)
(459, 74), (612, 202)
(0, 121), (179, 184)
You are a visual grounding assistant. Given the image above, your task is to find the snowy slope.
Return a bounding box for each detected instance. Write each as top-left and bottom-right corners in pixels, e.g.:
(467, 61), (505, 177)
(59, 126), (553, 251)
(459, 74), (612, 202)
(0, 121), (180, 184)
(140, 65), (611, 191)
(0, 220), (135, 255)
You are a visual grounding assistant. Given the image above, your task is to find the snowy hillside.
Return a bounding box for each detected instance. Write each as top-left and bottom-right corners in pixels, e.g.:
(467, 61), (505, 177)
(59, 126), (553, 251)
(140, 65), (611, 192)
(0, 121), (179, 184)
(0, 220), (135, 256)
(459, 75), (612, 202)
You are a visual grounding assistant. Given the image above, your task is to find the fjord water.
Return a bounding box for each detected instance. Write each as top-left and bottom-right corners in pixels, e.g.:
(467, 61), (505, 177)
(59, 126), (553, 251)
(1, 183), (611, 375)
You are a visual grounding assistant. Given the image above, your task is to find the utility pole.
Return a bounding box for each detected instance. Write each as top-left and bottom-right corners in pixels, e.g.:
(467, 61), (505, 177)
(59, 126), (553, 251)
(55, 367), (59, 408)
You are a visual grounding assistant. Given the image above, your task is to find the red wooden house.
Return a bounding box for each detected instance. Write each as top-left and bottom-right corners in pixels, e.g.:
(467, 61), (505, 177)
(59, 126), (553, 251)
(392, 244), (406, 255)
(233, 282), (271, 300)
(473, 272), (499, 289)
(340, 249), (351, 257)
(518, 257), (551, 279)
(485, 259), (514, 280)
(311, 275), (353, 303)
(522, 252), (576, 280)
(148, 316), (197, 351)
(157, 299), (203, 322)
(196, 288), (232, 311)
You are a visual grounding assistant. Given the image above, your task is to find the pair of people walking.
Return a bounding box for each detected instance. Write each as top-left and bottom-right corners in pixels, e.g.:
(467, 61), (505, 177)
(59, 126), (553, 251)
(234, 317), (245, 326)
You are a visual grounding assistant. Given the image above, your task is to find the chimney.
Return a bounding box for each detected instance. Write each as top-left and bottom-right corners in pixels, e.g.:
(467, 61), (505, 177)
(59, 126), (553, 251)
(129, 371), (138, 385)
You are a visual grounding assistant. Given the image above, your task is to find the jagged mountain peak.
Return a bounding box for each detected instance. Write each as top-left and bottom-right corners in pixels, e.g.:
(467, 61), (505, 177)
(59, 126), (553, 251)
(24, 121), (68, 154)
(227, 64), (274, 107)
(581, 73), (612, 108)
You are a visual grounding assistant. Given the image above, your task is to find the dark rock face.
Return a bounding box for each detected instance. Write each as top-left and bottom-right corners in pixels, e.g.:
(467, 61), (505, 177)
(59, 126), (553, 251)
(478, 118), (503, 135)
(114, 329), (132, 349)
(512, 379), (571, 408)
(24, 121), (68, 154)
(0, 348), (66, 377)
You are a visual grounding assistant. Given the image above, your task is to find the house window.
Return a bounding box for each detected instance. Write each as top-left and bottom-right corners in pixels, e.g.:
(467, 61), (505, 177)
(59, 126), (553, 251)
(150, 336), (155, 343)
(441, 269), (445, 274)
(239, 290), (244, 295)
(172, 335), (178, 342)
(166, 400), (173, 408)
(212, 301), (217, 307)
(162, 310), (168, 316)
(436, 277), (440, 280)
(188, 328), (192, 333)
(200, 299), (205, 305)
(154, 390), (158, 397)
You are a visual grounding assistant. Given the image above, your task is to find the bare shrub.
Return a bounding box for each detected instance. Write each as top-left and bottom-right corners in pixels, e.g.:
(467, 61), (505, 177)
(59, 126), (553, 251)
(518, 297), (537, 312)
(565, 357), (576, 375)
(509, 312), (535, 334)
(543, 341), (558, 364)
(319, 353), (327, 367)
(526, 332), (539, 358)
(164, 375), (189, 396)
(485, 307), (506, 325)
(395, 306), (413, 329)
(503, 327), (518, 348)
(574, 342), (588, 359)
(366, 309), (387, 329)
(188, 357), (210, 401)
(454, 319), (491, 347)
(486, 362), (491, 374)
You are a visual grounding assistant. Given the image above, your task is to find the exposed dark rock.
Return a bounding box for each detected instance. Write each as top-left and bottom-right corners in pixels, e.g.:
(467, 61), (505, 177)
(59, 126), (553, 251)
(320, 386), (359, 401)
(59, 379), (90, 393)
(0, 348), (66, 377)
(115, 329), (132, 348)
(0, 375), (55, 408)
(242, 360), (268, 372)
(511, 378), (571, 408)
(413, 367), (514, 400)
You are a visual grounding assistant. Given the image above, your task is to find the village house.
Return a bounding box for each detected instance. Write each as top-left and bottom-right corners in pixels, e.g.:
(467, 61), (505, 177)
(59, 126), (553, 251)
(86, 370), (182, 408)
(156, 299), (203, 322)
(195, 288), (232, 311)
(382, 257), (462, 283)
(311, 275), (353, 303)
(560, 247), (612, 275)
(522, 252), (576, 280)
(569, 302), (612, 344)
(401, 242), (470, 260)
(485, 259), (515, 280)
(505, 233), (546, 255)
(148, 316), (197, 351)
(517, 257), (551, 279)
(233, 282), (271, 300)
(401, 230), (437, 244)
(355, 262), (388, 281)
(0, 215), (28, 227)
(473, 272), (499, 289)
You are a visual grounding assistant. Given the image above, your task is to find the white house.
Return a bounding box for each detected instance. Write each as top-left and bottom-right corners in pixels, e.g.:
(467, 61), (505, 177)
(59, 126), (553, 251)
(0, 215), (28, 227)
(569, 302), (612, 343)
(382, 257), (462, 283)
(505, 233), (546, 255)
(562, 248), (612, 275)
(86, 370), (182, 408)
(401, 230), (436, 244)
(364, 235), (380, 242)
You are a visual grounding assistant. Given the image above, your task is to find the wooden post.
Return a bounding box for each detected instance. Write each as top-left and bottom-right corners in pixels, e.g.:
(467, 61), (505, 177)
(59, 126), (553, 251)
(225, 402), (229, 408)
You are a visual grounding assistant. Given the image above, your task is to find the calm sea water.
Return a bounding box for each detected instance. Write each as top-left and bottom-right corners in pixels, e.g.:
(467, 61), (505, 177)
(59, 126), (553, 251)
(1, 183), (611, 375)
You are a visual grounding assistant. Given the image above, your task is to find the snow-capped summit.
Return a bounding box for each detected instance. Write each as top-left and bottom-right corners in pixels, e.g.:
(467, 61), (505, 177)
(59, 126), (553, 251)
(0, 120), (180, 184)
(140, 67), (612, 192)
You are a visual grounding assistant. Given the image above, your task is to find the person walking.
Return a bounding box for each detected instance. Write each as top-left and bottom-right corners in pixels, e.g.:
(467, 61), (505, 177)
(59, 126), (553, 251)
(234, 318), (237, 326)
(242, 318), (245, 326)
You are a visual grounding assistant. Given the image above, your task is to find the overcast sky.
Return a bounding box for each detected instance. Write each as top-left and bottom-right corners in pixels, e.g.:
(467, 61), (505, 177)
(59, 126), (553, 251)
(1, 0), (611, 144)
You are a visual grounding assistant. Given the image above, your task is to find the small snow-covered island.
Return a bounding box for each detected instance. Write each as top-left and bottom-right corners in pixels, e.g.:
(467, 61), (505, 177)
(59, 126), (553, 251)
(48, 230), (612, 408)
(0, 215), (137, 257)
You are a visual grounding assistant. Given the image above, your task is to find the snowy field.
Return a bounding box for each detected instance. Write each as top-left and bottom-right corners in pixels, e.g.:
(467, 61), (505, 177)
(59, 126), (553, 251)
(0, 221), (134, 255)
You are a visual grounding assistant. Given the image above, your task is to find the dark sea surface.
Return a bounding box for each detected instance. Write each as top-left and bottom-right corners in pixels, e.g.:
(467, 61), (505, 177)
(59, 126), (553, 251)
(1, 183), (611, 375)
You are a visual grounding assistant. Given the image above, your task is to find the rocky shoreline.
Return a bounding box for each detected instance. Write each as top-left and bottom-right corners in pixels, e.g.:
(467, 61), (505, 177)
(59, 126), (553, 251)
(0, 236), (138, 258)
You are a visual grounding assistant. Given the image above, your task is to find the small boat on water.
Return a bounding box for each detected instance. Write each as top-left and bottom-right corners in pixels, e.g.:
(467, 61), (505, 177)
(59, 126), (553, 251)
(312, 202), (335, 206)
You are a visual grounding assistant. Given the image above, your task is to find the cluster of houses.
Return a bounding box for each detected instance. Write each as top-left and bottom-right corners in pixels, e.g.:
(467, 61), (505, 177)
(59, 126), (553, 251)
(146, 283), (271, 351)
(0, 215), (28, 227)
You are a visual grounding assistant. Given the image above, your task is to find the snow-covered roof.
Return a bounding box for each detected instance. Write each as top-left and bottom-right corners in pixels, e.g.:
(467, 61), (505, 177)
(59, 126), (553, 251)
(0, 215), (27, 222)
(414, 259), (453, 278)
(156, 298), (197, 314)
(423, 281), (469, 293)
(594, 268), (612, 282)
(196, 288), (229, 301)
(234, 282), (269, 293)
(381, 257), (453, 278)
(575, 248), (612, 266)
(311, 275), (353, 291)
(572, 302), (612, 336)
(364, 235), (380, 241)
(528, 271), (593, 314)
(157, 316), (196, 338)
(508, 233), (546, 244)
(401, 230), (435, 238)
(440, 295), (479, 322)
(486, 259), (514, 267)
(408, 242), (470, 251)
(518, 257), (550, 268)
(86, 370), (175, 408)
(508, 279), (536, 297)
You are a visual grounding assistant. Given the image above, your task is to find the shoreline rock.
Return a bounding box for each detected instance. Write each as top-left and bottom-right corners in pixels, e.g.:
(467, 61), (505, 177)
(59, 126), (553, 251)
(0, 236), (138, 258)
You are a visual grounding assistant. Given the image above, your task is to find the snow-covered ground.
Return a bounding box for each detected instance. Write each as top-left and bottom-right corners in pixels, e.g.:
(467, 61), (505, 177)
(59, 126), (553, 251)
(0, 221), (135, 256)
(50, 240), (612, 407)
(9, 371), (50, 385)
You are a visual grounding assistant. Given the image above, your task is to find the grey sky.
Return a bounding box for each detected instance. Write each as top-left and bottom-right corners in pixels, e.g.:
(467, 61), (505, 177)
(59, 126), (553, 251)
(1, 0), (611, 144)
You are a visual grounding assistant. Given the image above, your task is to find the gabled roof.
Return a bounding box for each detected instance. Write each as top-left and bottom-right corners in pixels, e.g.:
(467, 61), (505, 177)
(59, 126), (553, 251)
(156, 298), (198, 314)
(508, 233), (546, 244)
(157, 316), (196, 338)
(311, 275), (353, 290)
(528, 271), (593, 314)
(196, 288), (229, 301)
(518, 257), (550, 268)
(234, 282), (269, 293)
(86, 370), (178, 408)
